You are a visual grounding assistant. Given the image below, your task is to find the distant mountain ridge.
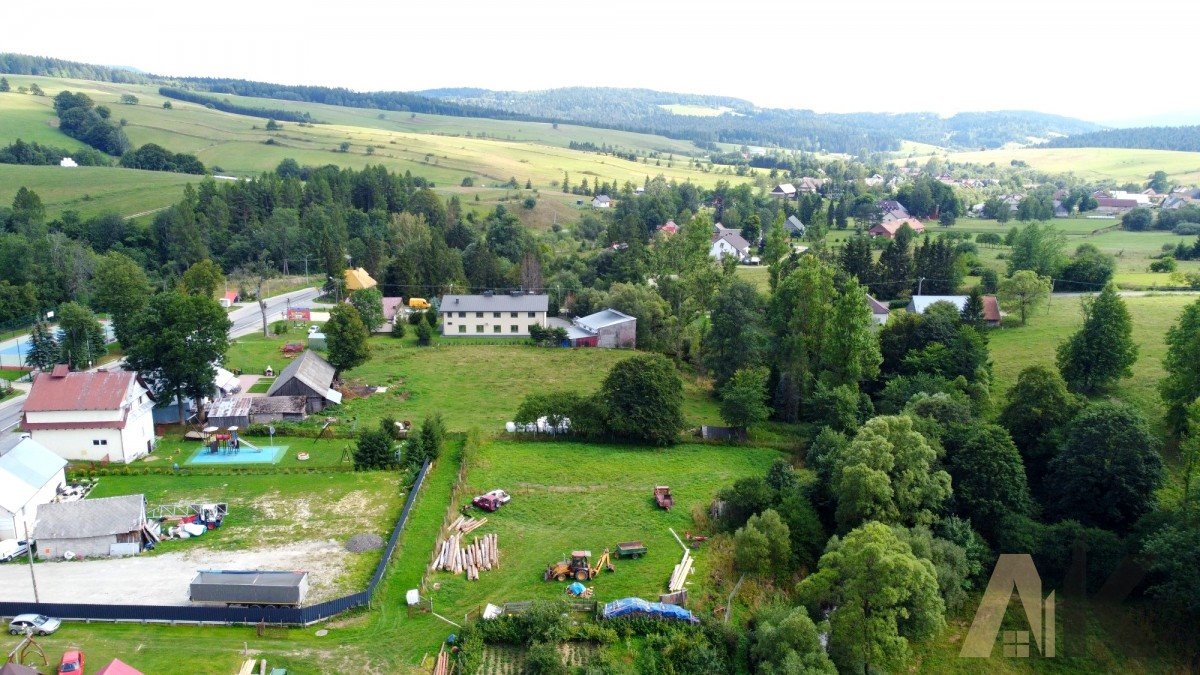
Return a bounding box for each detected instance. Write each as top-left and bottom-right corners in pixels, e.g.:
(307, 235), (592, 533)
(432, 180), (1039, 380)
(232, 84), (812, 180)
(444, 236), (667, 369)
(2, 52), (1102, 154)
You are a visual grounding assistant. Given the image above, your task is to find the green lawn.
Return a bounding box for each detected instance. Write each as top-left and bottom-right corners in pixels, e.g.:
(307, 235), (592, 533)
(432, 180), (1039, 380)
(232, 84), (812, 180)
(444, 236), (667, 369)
(138, 434), (354, 468)
(413, 439), (780, 655)
(927, 146), (1200, 184)
(988, 293), (1198, 422)
(0, 164), (196, 219)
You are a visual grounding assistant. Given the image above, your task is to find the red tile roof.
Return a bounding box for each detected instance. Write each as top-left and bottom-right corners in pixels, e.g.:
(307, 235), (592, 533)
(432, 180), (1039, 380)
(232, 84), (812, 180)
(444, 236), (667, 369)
(869, 219), (926, 238)
(23, 371), (136, 412)
(983, 295), (1002, 323)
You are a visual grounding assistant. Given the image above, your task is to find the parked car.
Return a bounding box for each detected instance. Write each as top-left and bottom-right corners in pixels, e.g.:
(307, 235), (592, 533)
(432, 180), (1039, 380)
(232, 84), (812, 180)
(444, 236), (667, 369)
(472, 494), (502, 512)
(484, 489), (511, 504)
(58, 650), (84, 673)
(0, 539), (30, 562)
(8, 614), (61, 636)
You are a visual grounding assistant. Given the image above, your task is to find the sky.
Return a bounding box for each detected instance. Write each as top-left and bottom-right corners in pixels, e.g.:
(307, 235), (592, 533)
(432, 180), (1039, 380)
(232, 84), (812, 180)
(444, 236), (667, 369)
(6, 0), (1199, 124)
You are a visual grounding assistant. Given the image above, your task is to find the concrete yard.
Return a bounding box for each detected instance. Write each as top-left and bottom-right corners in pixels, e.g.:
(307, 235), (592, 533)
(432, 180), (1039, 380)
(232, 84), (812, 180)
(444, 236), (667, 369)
(0, 539), (352, 605)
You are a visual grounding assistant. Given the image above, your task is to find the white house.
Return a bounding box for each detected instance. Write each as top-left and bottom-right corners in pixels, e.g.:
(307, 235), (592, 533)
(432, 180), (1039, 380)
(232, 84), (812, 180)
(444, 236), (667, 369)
(771, 183), (797, 199)
(710, 230), (751, 261)
(439, 293), (549, 337)
(591, 195), (612, 208)
(0, 437), (67, 541)
(866, 295), (890, 327)
(21, 366), (157, 464)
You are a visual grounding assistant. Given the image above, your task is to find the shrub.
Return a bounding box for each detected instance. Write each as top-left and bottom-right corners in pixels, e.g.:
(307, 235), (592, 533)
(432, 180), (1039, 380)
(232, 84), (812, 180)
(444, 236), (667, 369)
(390, 319), (406, 338)
(1173, 222), (1200, 236)
(522, 196), (537, 209)
(415, 321), (432, 346)
(1150, 256), (1178, 273)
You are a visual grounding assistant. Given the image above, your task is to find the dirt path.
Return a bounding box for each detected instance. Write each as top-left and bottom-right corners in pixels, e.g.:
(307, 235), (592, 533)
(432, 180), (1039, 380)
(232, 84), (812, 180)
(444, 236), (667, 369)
(0, 539), (352, 605)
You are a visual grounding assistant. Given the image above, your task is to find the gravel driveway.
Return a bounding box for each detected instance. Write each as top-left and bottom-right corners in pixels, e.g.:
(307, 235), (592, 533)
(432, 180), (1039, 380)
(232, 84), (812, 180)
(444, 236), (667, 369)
(0, 539), (352, 605)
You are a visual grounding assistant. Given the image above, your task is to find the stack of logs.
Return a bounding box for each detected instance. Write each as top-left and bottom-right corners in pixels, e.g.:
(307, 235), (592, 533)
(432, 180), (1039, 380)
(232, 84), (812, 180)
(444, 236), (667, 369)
(432, 649), (449, 675)
(433, 527), (499, 580)
(452, 515), (487, 535)
(668, 549), (692, 593)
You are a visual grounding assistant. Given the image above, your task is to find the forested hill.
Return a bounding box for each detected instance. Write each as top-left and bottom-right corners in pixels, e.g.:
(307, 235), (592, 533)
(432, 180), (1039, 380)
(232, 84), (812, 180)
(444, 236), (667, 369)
(419, 87), (1102, 151)
(2, 52), (1100, 153)
(1039, 125), (1200, 152)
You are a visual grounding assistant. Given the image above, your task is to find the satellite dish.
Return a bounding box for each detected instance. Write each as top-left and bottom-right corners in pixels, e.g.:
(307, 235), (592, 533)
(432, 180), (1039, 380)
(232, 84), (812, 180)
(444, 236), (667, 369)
(64, 551), (75, 560)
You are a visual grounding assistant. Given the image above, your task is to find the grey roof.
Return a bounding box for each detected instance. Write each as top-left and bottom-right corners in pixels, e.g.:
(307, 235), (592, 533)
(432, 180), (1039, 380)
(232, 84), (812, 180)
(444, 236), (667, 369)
(577, 309), (635, 331)
(865, 295), (890, 316)
(0, 438), (66, 512)
(34, 494), (145, 540)
(785, 215), (805, 233)
(207, 396), (253, 420)
(908, 295), (969, 313)
(192, 570), (307, 587)
(267, 350), (336, 398)
(439, 294), (549, 313)
(250, 396), (307, 415)
(712, 230), (751, 252)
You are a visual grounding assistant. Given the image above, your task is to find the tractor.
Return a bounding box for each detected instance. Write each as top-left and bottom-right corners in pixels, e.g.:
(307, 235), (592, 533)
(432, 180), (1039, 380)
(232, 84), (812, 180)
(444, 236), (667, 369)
(543, 549), (614, 582)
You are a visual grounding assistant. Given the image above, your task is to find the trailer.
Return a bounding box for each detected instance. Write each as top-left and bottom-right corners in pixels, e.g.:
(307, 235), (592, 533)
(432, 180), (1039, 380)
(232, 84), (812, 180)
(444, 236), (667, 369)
(189, 570), (309, 608)
(615, 541), (647, 559)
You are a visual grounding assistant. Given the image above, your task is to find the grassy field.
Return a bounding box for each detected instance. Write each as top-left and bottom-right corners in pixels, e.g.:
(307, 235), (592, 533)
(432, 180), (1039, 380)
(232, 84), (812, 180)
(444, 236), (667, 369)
(988, 293), (1198, 423)
(0, 77), (753, 192)
(923, 146), (1200, 185)
(416, 439), (780, 646)
(0, 164), (197, 219)
(223, 330), (725, 432)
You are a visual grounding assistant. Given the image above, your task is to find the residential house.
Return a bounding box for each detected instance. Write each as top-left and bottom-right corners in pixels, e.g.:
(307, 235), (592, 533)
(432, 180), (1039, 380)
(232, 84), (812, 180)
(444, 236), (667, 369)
(784, 215), (806, 237)
(1094, 197), (1140, 215)
(34, 494), (158, 559)
(572, 308), (637, 348)
(1053, 200), (1070, 218)
(152, 364), (239, 424)
(21, 366), (156, 464)
(0, 437), (67, 541)
(381, 297), (406, 327)
(1162, 194), (1195, 210)
(797, 177), (826, 193)
(264, 350), (342, 413)
(439, 293), (550, 337)
(878, 200), (910, 223)
(907, 295), (1003, 327)
(868, 218), (926, 239)
(770, 183), (797, 199)
(219, 291), (239, 308)
(343, 267), (377, 291)
(591, 195), (612, 208)
(865, 295), (890, 327)
(658, 220), (679, 235)
(864, 174), (885, 187)
(710, 230), (751, 261)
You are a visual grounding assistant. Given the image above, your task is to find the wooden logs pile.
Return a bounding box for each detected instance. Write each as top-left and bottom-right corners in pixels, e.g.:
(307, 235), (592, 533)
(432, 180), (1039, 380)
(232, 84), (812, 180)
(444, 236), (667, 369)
(433, 532), (499, 580)
(432, 649), (449, 675)
(668, 550), (692, 593)
(449, 515), (487, 534)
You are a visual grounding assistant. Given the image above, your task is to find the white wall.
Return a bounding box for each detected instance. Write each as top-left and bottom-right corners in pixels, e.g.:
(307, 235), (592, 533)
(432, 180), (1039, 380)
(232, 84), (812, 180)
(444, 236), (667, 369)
(0, 471), (64, 540)
(441, 311), (547, 337)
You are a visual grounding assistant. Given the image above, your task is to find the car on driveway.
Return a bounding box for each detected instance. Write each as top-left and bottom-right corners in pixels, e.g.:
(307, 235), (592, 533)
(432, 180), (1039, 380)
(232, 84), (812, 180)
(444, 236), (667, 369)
(58, 650), (84, 673)
(8, 614), (61, 636)
(0, 539), (30, 562)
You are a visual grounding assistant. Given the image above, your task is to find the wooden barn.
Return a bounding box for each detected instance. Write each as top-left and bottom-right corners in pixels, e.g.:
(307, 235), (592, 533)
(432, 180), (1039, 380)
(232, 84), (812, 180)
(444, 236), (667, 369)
(264, 350), (342, 413)
(33, 494), (158, 559)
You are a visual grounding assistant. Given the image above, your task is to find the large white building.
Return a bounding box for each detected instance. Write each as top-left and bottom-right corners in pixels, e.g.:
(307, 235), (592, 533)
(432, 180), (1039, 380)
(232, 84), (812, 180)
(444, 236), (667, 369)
(0, 437), (67, 541)
(439, 293), (549, 337)
(21, 366), (157, 464)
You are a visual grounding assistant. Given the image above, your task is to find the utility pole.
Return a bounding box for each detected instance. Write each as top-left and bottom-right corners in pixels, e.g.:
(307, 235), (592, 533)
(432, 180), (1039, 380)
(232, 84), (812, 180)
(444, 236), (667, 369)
(21, 508), (38, 603)
(917, 277), (925, 296)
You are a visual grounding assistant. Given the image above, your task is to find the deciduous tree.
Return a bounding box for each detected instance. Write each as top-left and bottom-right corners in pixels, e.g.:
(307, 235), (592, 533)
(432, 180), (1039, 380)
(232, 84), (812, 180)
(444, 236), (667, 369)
(1160, 297), (1200, 433)
(57, 302), (106, 370)
(997, 270), (1050, 325)
(91, 251), (151, 348)
(719, 366), (770, 431)
(1056, 284), (1137, 394)
(324, 303), (370, 375)
(600, 353), (684, 445)
(350, 287), (385, 333)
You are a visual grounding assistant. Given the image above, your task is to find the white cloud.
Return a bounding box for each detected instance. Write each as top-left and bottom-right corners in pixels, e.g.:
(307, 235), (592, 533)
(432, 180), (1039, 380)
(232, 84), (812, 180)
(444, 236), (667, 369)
(4, 0), (1198, 122)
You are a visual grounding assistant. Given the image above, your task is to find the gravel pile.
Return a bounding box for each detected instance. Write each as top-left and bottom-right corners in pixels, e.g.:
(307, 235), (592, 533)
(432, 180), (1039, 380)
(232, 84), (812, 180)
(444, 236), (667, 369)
(345, 533), (385, 553)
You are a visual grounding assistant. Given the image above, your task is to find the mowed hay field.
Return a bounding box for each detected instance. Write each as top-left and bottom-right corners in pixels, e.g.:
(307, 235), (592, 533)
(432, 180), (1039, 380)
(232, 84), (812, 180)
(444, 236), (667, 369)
(0, 76), (751, 190)
(988, 293), (1198, 421)
(419, 439), (781, 640)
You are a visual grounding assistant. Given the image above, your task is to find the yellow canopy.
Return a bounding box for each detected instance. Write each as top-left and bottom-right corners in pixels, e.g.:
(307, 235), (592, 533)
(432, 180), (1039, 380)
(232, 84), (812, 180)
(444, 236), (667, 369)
(344, 267), (377, 291)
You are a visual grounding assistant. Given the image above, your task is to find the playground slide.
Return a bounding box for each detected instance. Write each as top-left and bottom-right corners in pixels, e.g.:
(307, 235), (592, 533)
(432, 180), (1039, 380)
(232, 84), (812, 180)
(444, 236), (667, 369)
(237, 437), (263, 452)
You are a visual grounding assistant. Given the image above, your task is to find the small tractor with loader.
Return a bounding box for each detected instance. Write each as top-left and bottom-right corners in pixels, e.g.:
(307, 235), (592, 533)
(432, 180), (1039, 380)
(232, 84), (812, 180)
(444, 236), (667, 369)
(543, 549), (614, 582)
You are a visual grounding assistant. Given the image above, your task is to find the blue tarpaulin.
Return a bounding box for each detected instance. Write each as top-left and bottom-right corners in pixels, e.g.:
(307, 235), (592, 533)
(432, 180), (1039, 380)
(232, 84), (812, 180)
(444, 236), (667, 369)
(567, 582), (587, 596)
(601, 597), (698, 623)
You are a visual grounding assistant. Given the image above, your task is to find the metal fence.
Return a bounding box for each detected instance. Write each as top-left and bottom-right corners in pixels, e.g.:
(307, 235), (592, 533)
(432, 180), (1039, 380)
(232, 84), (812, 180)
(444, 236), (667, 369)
(0, 459), (432, 627)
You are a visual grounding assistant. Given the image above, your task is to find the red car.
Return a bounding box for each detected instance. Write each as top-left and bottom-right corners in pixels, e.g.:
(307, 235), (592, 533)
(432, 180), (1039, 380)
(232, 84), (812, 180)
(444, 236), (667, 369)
(59, 650), (84, 674)
(472, 494), (501, 512)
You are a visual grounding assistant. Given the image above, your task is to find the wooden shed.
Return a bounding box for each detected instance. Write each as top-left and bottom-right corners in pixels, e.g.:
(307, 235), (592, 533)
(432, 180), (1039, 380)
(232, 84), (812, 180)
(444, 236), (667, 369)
(265, 350), (342, 413)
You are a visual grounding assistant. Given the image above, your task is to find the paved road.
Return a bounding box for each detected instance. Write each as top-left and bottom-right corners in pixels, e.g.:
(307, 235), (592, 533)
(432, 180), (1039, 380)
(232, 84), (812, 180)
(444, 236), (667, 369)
(228, 287), (321, 338)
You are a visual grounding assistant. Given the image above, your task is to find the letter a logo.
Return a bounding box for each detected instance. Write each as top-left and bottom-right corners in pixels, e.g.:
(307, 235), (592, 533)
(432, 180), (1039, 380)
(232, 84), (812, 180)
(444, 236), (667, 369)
(960, 554), (1055, 658)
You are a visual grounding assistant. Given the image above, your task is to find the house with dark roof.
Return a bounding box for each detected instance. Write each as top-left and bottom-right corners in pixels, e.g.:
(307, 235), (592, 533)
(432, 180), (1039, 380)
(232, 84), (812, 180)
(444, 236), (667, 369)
(710, 230), (751, 261)
(0, 437), (67, 541)
(797, 177), (826, 193)
(207, 395), (309, 428)
(591, 195), (612, 208)
(784, 215), (806, 237)
(440, 293), (549, 337)
(33, 494), (158, 559)
(868, 219), (925, 239)
(381, 297), (406, 328)
(21, 366), (156, 464)
(265, 350), (342, 413)
(877, 200), (910, 223)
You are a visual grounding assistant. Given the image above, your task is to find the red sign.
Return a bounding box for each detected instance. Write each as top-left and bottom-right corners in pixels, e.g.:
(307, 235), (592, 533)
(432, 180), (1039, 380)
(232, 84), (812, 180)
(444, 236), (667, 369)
(287, 308), (311, 321)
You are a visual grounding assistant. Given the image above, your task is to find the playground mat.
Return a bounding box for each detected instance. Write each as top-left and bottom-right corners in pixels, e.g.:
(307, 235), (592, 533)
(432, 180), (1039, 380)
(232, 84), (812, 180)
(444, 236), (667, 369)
(184, 443), (288, 465)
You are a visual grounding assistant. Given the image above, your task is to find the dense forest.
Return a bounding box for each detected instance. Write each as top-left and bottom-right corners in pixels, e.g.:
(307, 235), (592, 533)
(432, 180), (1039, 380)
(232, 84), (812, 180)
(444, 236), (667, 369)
(158, 87), (315, 123)
(1040, 125), (1200, 152)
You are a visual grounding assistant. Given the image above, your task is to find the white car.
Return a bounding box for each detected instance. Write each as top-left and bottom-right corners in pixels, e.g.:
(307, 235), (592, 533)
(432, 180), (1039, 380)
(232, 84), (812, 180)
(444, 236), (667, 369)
(0, 539), (30, 563)
(484, 489), (511, 504)
(8, 614), (61, 636)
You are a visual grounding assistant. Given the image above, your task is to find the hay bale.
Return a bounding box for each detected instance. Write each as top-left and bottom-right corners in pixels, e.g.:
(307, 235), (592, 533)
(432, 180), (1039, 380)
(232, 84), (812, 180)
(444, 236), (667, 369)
(345, 533), (385, 552)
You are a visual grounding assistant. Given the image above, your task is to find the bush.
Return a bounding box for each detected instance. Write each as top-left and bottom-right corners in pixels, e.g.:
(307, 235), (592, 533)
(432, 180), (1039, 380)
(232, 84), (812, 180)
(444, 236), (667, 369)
(390, 319), (406, 338)
(976, 233), (1003, 246)
(1173, 222), (1200, 236)
(415, 321), (432, 346)
(1150, 256), (1178, 273)
(271, 320), (288, 335)
(407, 310), (425, 325)
(522, 196), (537, 209)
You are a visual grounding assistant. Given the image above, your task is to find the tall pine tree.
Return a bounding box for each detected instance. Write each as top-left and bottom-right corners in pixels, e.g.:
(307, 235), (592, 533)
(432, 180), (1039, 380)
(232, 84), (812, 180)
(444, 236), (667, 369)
(25, 319), (60, 371)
